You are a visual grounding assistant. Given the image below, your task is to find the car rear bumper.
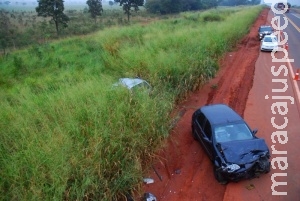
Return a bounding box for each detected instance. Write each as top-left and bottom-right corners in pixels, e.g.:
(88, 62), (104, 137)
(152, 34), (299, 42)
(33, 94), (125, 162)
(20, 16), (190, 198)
(259, 33), (271, 40)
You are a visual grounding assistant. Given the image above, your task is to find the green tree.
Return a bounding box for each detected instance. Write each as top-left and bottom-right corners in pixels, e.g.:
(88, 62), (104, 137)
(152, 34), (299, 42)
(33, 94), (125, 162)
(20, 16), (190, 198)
(36, 0), (69, 36)
(109, 1), (114, 7)
(146, 0), (221, 14)
(201, 0), (220, 9)
(184, 0), (202, 11)
(114, 0), (144, 22)
(162, 0), (182, 13)
(220, 0), (248, 6)
(86, 0), (103, 23)
(0, 10), (15, 54)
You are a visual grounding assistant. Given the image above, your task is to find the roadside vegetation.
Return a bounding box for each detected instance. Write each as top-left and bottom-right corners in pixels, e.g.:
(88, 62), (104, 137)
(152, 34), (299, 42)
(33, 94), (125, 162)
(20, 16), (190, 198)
(0, 0), (260, 54)
(0, 5), (263, 200)
(0, 7), (150, 54)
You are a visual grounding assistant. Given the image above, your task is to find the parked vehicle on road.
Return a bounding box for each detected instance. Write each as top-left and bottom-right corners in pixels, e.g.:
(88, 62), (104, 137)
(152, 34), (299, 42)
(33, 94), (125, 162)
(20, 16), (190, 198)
(276, 2), (291, 12)
(260, 35), (278, 52)
(191, 104), (270, 184)
(258, 25), (273, 40)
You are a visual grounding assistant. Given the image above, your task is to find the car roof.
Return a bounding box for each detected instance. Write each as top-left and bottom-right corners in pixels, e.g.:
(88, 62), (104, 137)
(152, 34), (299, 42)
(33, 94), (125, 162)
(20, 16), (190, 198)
(259, 26), (272, 30)
(119, 78), (147, 89)
(200, 104), (243, 125)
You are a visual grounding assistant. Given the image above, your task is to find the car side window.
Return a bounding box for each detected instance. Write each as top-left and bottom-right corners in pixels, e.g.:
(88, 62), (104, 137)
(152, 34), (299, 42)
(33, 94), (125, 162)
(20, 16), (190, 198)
(203, 121), (212, 139)
(197, 113), (206, 128)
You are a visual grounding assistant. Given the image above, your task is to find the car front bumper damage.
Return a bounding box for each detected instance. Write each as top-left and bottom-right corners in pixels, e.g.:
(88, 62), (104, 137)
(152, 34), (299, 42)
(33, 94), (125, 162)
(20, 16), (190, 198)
(218, 157), (270, 182)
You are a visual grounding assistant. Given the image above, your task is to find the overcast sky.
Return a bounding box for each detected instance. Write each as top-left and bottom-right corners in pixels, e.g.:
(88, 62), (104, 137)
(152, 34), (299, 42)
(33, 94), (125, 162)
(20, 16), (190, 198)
(262, 0), (299, 6)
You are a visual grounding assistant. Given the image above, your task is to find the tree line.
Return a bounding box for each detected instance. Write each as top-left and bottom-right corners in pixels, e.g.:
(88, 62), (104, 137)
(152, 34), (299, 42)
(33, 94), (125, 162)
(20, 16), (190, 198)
(1, 0), (262, 54)
(34, 0), (261, 35)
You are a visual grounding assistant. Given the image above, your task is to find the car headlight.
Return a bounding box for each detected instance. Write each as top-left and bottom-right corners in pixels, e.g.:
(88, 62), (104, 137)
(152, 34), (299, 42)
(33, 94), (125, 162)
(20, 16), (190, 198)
(224, 164), (240, 173)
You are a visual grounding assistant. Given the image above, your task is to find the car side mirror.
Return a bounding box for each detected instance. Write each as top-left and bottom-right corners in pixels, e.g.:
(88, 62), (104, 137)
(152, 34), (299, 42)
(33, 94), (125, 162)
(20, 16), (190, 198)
(252, 129), (258, 135)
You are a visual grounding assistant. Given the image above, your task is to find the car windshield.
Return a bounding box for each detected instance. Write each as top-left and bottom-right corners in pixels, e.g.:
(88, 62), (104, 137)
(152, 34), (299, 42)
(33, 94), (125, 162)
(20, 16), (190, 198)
(135, 81), (151, 89)
(264, 37), (277, 42)
(260, 27), (272, 32)
(214, 123), (254, 143)
(129, 81), (152, 95)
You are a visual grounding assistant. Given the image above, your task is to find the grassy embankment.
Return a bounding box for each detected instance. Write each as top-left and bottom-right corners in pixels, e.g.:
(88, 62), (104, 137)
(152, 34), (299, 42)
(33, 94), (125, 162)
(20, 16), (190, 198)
(0, 6), (155, 52)
(0, 6), (263, 200)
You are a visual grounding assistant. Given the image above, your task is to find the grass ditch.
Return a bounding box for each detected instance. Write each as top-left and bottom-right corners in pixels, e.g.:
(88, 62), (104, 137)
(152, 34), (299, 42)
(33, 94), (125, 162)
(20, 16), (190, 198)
(0, 6), (263, 200)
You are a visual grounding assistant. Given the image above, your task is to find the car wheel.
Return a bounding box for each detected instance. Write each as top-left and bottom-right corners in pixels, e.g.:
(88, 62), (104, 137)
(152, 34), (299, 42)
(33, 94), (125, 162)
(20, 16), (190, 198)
(265, 161), (271, 173)
(259, 157), (270, 173)
(191, 125), (197, 141)
(213, 166), (228, 185)
(266, 162), (271, 173)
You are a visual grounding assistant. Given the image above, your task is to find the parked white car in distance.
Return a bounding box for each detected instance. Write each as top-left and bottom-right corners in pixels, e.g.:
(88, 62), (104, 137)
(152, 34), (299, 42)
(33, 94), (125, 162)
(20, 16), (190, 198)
(260, 35), (278, 52)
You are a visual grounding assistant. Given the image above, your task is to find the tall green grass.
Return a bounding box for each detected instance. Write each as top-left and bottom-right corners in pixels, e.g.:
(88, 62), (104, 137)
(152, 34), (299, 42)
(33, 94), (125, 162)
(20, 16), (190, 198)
(0, 6), (263, 200)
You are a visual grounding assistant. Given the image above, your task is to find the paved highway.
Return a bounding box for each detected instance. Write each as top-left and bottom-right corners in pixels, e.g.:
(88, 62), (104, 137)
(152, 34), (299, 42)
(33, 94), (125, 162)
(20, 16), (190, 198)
(284, 10), (300, 70)
(223, 8), (300, 201)
(278, 9), (300, 100)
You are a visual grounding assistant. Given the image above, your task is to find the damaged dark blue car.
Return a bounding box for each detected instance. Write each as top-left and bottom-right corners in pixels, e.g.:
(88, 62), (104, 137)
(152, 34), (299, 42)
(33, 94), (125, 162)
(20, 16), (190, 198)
(191, 104), (270, 184)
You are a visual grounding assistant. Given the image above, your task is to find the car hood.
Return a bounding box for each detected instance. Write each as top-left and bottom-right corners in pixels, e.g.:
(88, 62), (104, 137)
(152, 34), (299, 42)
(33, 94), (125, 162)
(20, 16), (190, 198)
(219, 138), (269, 165)
(262, 41), (277, 46)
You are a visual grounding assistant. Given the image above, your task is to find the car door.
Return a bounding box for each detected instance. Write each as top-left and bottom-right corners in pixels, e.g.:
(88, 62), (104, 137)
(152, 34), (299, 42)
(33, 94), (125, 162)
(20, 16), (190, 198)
(201, 121), (213, 160)
(193, 113), (213, 159)
(192, 112), (206, 140)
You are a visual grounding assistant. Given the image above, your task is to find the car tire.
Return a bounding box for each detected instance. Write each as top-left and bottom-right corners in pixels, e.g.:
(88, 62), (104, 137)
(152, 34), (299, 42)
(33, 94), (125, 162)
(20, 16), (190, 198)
(191, 125), (197, 141)
(265, 161), (271, 173)
(259, 157), (270, 173)
(213, 166), (228, 185)
(266, 162), (271, 174)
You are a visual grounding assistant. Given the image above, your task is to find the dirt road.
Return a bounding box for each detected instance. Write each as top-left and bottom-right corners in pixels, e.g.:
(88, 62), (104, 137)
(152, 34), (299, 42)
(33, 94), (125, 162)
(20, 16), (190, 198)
(141, 8), (300, 201)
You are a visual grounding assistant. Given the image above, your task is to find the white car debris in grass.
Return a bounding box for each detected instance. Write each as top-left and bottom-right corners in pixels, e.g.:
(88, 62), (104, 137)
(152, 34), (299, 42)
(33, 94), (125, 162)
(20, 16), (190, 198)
(114, 77), (152, 92)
